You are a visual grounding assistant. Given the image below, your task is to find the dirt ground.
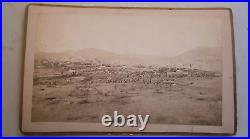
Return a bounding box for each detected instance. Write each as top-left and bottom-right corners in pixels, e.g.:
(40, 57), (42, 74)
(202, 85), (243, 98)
(32, 74), (222, 126)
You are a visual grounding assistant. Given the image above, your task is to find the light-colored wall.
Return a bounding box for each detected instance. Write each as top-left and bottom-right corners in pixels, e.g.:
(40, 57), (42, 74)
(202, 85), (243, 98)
(2, 2), (248, 137)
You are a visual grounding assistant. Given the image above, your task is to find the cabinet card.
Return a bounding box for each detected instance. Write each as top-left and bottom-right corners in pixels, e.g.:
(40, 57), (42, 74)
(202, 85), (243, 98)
(22, 4), (236, 135)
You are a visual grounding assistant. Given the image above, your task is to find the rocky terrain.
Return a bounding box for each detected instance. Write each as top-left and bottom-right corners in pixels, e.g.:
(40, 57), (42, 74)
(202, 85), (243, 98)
(32, 47), (222, 126)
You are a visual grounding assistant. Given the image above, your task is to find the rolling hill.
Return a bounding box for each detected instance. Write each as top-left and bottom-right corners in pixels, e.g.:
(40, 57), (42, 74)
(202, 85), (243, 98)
(35, 47), (222, 71)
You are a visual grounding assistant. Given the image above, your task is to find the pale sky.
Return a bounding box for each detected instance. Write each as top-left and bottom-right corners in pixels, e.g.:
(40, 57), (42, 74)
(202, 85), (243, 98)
(35, 8), (226, 57)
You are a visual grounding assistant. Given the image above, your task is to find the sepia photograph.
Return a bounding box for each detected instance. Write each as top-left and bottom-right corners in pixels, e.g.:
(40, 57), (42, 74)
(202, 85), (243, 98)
(21, 4), (235, 134)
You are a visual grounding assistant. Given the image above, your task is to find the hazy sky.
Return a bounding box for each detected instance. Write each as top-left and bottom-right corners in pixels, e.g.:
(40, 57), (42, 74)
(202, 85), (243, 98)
(35, 8), (226, 57)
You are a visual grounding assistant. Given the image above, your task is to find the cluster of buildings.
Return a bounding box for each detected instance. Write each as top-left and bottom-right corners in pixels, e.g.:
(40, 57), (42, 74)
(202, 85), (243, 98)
(34, 59), (221, 86)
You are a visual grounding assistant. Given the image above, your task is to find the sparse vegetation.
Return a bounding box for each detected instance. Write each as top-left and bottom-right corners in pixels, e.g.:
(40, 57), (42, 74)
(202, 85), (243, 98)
(32, 59), (222, 126)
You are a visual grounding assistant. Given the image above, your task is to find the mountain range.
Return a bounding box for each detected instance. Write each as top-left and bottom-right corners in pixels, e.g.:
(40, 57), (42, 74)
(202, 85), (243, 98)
(35, 47), (222, 71)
